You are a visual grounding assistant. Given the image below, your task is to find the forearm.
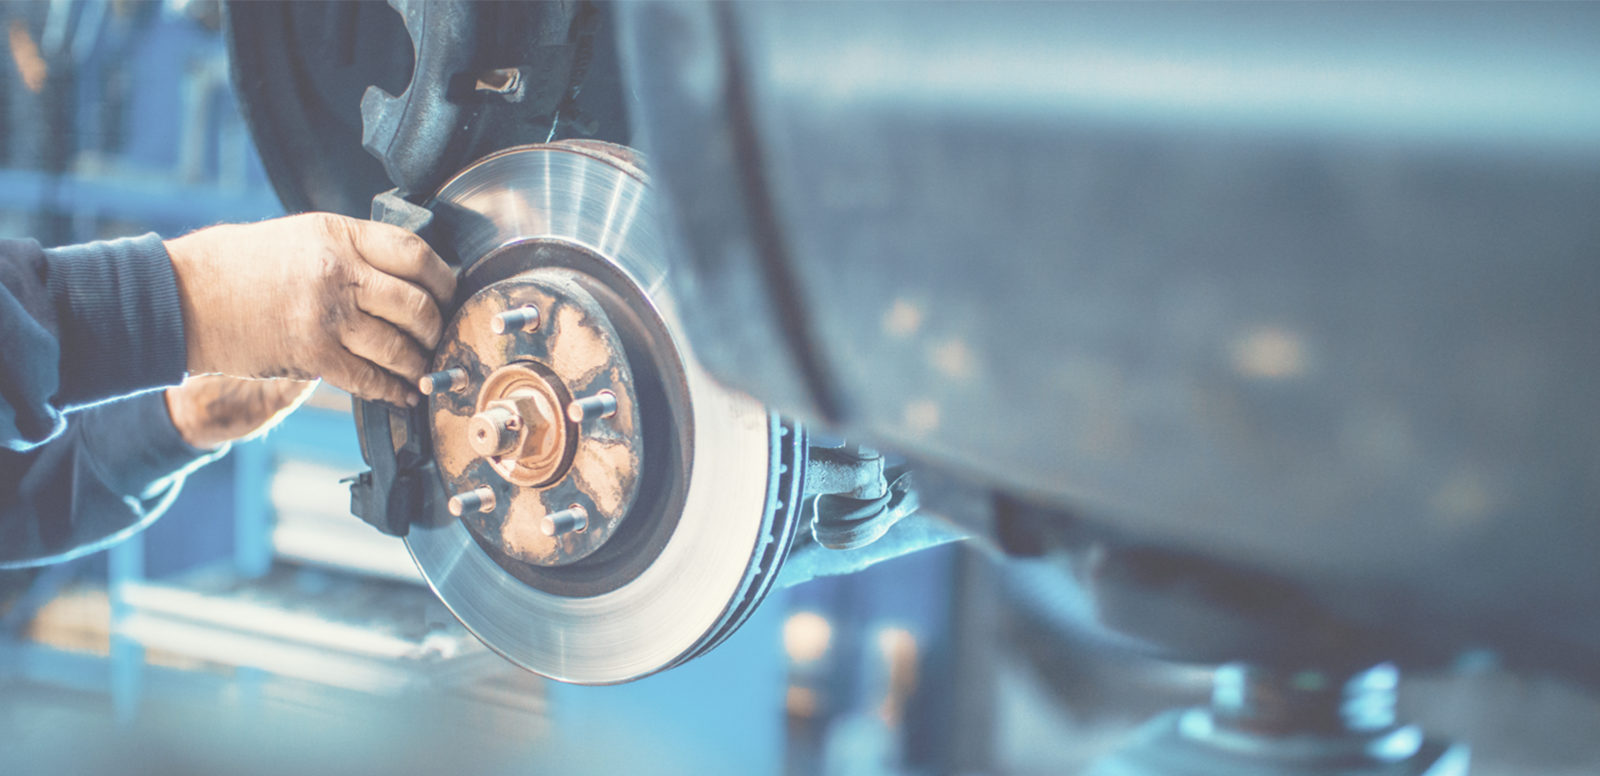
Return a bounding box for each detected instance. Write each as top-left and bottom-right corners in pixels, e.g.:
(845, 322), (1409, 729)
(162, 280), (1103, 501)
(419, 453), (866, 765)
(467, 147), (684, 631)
(0, 391), (224, 568)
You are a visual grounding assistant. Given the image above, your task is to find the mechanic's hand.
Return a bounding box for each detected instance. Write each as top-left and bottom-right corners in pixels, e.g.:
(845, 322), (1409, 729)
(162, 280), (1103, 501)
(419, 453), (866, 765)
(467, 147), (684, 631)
(165, 375), (317, 450)
(164, 213), (456, 407)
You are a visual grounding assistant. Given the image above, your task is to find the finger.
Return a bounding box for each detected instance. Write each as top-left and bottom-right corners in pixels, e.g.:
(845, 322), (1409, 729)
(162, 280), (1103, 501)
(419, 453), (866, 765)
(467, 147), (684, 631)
(325, 352), (417, 408)
(345, 219), (456, 303)
(351, 267), (445, 349)
(338, 313), (431, 385)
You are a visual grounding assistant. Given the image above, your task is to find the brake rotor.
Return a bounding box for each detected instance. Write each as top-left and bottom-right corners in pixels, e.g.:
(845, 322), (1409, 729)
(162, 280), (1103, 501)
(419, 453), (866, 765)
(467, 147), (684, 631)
(404, 141), (805, 684)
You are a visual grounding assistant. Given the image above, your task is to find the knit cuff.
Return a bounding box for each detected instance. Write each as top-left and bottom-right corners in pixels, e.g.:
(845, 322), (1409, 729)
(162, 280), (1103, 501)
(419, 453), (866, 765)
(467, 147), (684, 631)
(44, 233), (187, 406)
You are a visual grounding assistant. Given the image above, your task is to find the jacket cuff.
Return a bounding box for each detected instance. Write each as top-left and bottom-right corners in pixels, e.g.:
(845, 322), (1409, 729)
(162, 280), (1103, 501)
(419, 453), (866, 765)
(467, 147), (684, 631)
(77, 390), (225, 501)
(44, 233), (187, 406)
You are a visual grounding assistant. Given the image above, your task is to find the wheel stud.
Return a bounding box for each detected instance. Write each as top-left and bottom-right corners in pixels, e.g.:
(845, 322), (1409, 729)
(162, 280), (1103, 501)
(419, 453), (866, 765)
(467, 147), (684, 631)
(448, 486), (497, 516)
(567, 391), (618, 422)
(542, 505), (589, 537)
(491, 305), (540, 334)
(419, 367), (467, 395)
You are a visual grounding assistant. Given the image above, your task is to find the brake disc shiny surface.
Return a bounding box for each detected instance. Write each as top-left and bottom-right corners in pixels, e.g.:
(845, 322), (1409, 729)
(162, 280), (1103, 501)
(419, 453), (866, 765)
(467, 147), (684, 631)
(405, 143), (797, 684)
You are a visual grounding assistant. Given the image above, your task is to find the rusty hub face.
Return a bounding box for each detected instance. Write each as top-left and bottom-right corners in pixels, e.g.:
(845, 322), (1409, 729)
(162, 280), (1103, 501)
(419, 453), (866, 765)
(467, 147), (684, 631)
(427, 268), (644, 567)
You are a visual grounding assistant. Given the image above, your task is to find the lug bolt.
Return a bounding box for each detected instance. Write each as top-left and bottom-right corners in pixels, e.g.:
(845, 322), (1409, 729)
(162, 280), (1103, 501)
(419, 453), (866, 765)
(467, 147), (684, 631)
(567, 391), (618, 422)
(491, 305), (540, 334)
(542, 505), (589, 537)
(418, 367), (467, 395)
(447, 487), (497, 516)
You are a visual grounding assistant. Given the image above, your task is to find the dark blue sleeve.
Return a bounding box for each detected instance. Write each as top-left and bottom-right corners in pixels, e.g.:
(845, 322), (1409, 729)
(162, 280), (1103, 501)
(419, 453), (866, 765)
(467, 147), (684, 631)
(0, 234), (188, 452)
(0, 390), (226, 568)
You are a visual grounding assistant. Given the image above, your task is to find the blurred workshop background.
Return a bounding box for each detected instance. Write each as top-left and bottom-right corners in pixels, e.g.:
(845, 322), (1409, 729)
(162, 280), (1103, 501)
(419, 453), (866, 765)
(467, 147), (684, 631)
(0, 8), (1127, 774)
(2, 3), (1599, 776)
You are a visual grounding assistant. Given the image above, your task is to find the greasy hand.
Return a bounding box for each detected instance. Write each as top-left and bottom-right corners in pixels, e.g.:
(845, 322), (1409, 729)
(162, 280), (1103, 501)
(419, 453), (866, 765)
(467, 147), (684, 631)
(165, 375), (317, 450)
(164, 213), (456, 407)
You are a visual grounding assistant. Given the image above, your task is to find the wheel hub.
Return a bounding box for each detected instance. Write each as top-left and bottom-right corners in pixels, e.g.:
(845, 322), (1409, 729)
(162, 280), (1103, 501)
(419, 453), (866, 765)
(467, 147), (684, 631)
(426, 270), (644, 568)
